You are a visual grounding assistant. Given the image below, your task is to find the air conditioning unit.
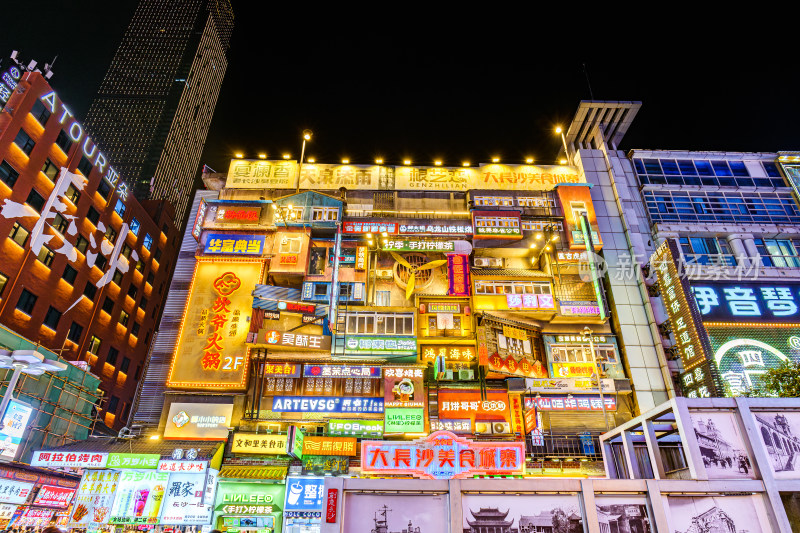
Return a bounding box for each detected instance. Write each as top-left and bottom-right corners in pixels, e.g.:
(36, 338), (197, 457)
(474, 257), (503, 268)
(458, 369), (475, 381)
(474, 257), (490, 267)
(492, 422), (512, 434)
(474, 421), (494, 435)
(375, 269), (393, 279)
(437, 370), (454, 381)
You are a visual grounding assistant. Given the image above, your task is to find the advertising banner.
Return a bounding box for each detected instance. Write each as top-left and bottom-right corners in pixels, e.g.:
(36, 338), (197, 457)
(69, 470), (119, 526)
(204, 233), (265, 255)
(665, 495), (769, 533)
(400, 222), (473, 235)
(256, 329), (332, 351)
(109, 471), (169, 524)
(691, 281), (800, 323)
(272, 396), (384, 414)
(107, 453), (160, 469)
(303, 364), (381, 378)
(283, 477), (324, 515)
(32, 485), (76, 508)
(167, 261), (263, 389)
(361, 431), (525, 479)
(525, 395), (617, 412)
(508, 393), (525, 436)
(31, 451), (108, 469)
(343, 336), (416, 356)
(298, 164), (388, 190)
(0, 400), (32, 460)
(17, 508), (55, 528)
(164, 403), (233, 440)
(431, 419), (471, 433)
(384, 366), (425, 408)
(212, 205), (262, 224)
(0, 504), (17, 520)
(203, 468), (218, 506)
(301, 456), (349, 476)
(302, 436), (357, 456)
(342, 493), (449, 532)
(260, 362), (302, 378)
(0, 479), (34, 504)
(157, 460), (207, 473)
(214, 482), (285, 516)
(472, 210), (522, 239)
(384, 408), (425, 433)
(231, 433), (288, 455)
(159, 472), (212, 525)
(525, 377), (616, 394)
(382, 239), (455, 252)
(487, 351), (548, 378)
(437, 389), (511, 432)
(447, 254), (470, 296)
(227, 159), (296, 189)
(341, 221), (398, 234)
(327, 419), (383, 438)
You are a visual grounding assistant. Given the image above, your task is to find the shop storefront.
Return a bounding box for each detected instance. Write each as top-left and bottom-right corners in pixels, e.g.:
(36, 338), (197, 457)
(215, 481), (285, 533)
(282, 477), (325, 533)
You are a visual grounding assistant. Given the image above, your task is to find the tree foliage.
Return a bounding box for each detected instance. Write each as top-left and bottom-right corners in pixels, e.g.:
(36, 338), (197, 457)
(551, 508), (570, 533)
(759, 360), (800, 398)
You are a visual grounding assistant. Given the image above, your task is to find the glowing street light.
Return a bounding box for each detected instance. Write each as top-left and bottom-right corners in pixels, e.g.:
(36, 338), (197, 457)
(0, 350), (67, 417)
(296, 129), (313, 193)
(258, 153), (267, 159)
(555, 125), (570, 165)
(234, 152), (244, 159)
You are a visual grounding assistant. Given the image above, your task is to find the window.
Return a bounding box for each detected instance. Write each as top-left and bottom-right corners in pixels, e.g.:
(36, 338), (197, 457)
(37, 246), (55, 267)
(9, 222), (29, 246)
(474, 196), (514, 207)
(345, 312), (414, 335)
(755, 238), (800, 268)
(15, 289), (37, 315)
(107, 395), (119, 414)
(66, 183), (81, 204)
(97, 180), (112, 199)
(131, 322), (140, 336)
(86, 206), (100, 225)
(311, 207), (339, 221)
(279, 237), (302, 253)
(517, 196), (554, 208)
(121, 357), (131, 373)
(55, 130), (72, 153)
(41, 159), (59, 181)
(95, 254), (107, 270)
(135, 259), (144, 273)
(146, 272), (154, 285)
(154, 248), (162, 261)
(127, 285), (138, 299)
(77, 156), (93, 176)
(87, 336), (101, 355)
(308, 247), (327, 275)
(143, 234), (152, 250)
(129, 218), (140, 236)
(43, 306), (62, 329)
(62, 265), (78, 284)
(474, 281), (553, 295)
(140, 296), (148, 310)
(102, 297), (114, 314)
(551, 344), (617, 364)
(0, 272), (8, 296)
(13, 129), (35, 156)
(162, 223), (169, 235)
(30, 100), (51, 125)
(76, 235), (89, 253)
(106, 347), (119, 365)
(52, 213), (68, 234)
(134, 364), (142, 380)
(112, 270), (123, 286)
(105, 226), (117, 243)
(376, 290), (391, 307)
(314, 283), (329, 297)
(67, 322), (83, 343)
(0, 160), (19, 188)
(26, 189), (45, 213)
(119, 310), (130, 327)
(121, 244), (132, 259)
(679, 237), (736, 266)
(83, 282), (97, 301)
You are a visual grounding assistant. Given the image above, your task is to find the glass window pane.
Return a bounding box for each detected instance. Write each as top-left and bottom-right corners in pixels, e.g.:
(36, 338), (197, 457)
(729, 161), (749, 177)
(677, 160), (697, 175)
(661, 160), (680, 175)
(695, 160), (714, 176)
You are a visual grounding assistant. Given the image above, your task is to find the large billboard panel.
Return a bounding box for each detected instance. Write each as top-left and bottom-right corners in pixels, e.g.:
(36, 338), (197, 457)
(341, 493), (448, 532)
(167, 260), (264, 389)
(461, 493), (583, 532)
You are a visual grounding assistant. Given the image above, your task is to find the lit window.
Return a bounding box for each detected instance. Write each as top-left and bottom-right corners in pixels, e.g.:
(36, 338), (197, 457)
(13, 129), (35, 156)
(114, 199), (126, 217)
(129, 218), (140, 236)
(143, 234), (152, 250)
(41, 159), (59, 181)
(9, 222), (29, 247)
(37, 246), (55, 267)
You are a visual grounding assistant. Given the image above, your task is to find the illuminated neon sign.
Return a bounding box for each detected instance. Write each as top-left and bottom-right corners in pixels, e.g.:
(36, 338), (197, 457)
(360, 431), (524, 479)
(691, 281), (800, 323)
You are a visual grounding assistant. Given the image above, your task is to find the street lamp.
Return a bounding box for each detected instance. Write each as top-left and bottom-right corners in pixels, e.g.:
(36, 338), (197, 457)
(0, 350), (67, 417)
(583, 327), (610, 431)
(555, 126), (570, 165)
(296, 129), (313, 193)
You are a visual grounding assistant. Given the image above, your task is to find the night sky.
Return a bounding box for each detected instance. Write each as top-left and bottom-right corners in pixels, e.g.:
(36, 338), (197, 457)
(5, 3), (799, 174)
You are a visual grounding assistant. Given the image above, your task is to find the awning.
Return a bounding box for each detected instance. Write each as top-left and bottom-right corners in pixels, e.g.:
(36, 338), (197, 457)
(481, 311), (545, 331)
(219, 466), (288, 480)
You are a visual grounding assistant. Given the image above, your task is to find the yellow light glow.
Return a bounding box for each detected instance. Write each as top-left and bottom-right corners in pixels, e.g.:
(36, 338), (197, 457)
(150, 435), (160, 440)
(551, 234), (559, 241)
(555, 126), (563, 134)
(366, 233), (373, 238)
(492, 157), (500, 163)
(307, 157), (316, 163)
(287, 204), (293, 210)
(283, 153), (291, 159)
(258, 153), (267, 159)
(530, 244), (536, 249)
(545, 245), (552, 251)
(376, 158), (383, 164)
(434, 160), (442, 166)
(342, 158), (349, 164)
(304, 134), (311, 141)
(234, 153), (244, 159)
(381, 232), (388, 237)
(463, 161), (470, 167)
(404, 160), (411, 165)
(367, 241), (374, 246)
(560, 159), (567, 165)
(535, 233), (543, 240)
(526, 158), (534, 164)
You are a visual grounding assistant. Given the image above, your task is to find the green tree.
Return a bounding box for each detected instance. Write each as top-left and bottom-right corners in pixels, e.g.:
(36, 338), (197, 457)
(552, 508), (570, 533)
(760, 360), (800, 397)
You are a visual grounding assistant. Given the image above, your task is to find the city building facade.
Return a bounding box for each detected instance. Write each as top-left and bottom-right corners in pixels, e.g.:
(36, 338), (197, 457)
(0, 66), (179, 430)
(83, 0), (234, 230)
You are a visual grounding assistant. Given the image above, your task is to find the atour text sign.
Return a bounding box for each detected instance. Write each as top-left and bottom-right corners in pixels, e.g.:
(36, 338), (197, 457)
(168, 261), (263, 389)
(360, 431), (524, 479)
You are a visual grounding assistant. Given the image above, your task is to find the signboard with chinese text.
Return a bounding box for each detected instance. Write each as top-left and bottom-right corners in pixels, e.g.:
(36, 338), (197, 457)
(437, 389), (511, 431)
(283, 477), (324, 515)
(261, 362), (301, 378)
(214, 482), (285, 517)
(555, 250), (589, 263)
(384, 366), (425, 408)
(271, 396), (383, 414)
(431, 419), (471, 433)
(508, 393), (525, 436)
(651, 240), (720, 393)
(504, 292), (556, 310)
(400, 223), (472, 235)
(33, 485), (76, 508)
(231, 433), (288, 454)
(204, 233), (265, 255)
(164, 403), (233, 440)
(384, 408), (425, 433)
(303, 365), (381, 378)
(342, 336), (416, 358)
(525, 377), (616, 394)
(302, 456), (349, 476)
(472, 210), (522, 239)
(32, 451), (108, 469)
(214, 206), (262, 224)
(298, 164), (387, 190)
(0, 400), (32, 460)
(382, 239), (455, 252)
(160, 472), (212, 525)
(487, 351), (548, 378)
(327, 419), (383, 437)
(227, 159), (296, 189)
(191, 198), (207, 242)
(0, 479), (34, 504)
(341, 221), (398, 234)
(691, 281), (800, 323)
(256, 330), (332, 351)
(157, 460), (208, 474)
(68, 470), (118, 526)
(355, 246), (367, 270)
(447, 254), (470, 296)
(167, 261), (263, 389)
(109, 471), (169, 524)
(302, 436), (357, 456)
(360, 431), (524, 479)
(107, 453), (160, 469)
(524, 395), (617, 411)
(419, 345), (476, 363)
(427, 302), (460, 313)
(17, 508), (54, 528)
(559, 301), (601, 316)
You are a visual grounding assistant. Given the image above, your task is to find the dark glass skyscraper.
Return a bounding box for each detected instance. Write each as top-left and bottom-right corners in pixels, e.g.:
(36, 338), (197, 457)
(84, 0), (233, 230)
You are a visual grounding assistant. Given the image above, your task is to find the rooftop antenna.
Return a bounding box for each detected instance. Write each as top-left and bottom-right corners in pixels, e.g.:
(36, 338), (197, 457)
(582, 63), (595, 100)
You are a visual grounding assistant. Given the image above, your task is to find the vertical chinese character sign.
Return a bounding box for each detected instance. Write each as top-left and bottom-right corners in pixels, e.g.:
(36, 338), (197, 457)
(651, 239), (722, 397)
(447, 254), (470, 296)
(168, 261), (264, 389)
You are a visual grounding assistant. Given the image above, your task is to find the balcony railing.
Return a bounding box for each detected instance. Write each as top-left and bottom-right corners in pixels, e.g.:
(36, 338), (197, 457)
(527, 433), (604, 461)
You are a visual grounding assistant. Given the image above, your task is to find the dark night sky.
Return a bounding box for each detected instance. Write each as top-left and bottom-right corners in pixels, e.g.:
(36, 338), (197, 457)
(4, 2), (799, 174)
